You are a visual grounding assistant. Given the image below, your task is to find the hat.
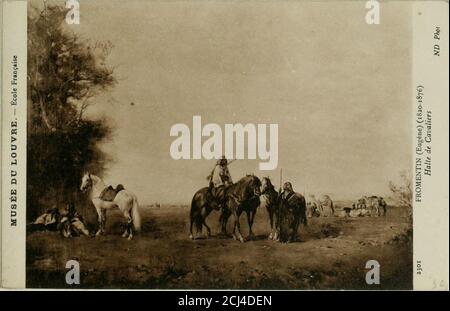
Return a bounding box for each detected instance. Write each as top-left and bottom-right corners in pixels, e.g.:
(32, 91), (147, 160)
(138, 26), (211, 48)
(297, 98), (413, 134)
(217, 155), (228, 166)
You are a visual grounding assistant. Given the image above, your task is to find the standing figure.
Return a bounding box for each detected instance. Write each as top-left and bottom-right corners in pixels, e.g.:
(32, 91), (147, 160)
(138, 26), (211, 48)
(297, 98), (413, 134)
(277, 182), (307, 243)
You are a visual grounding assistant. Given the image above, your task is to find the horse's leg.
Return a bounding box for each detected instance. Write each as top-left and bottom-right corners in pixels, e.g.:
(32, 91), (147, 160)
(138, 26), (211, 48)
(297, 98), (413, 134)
(233, 210), (244, 243)
(203, 218), (211, 238)
(94, 204), (104, 236)
(247, 210), (256, 240)
(200, 207), (212, 238)
(273, 208), (280, 241)
(220, 208), (230, 236)
(201, 206), (211, 238)
(268, 209), (274, 240)
(250, 210), (256, 240)
(100, 208), (107, 234)
(231, 211), (239, 241)
(245, 211), (252, 240)
(231, 210), (236, 239)
(127, 218), (134, 240)
(122, 210), (131, 238)
(189, 203), (199, 240)
(189, 216), (195, 240)
(219, 210), (226, 235)
(189, 210), (200, 240)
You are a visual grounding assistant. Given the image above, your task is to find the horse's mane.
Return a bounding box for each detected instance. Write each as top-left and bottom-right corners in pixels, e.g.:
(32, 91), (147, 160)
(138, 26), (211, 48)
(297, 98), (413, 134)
(89, 174), (100, 181)
(236, 174), (259, 185)
(228, 174), (260, 195)
(85, 173), (105, 188)
(263, 177), (275, 189)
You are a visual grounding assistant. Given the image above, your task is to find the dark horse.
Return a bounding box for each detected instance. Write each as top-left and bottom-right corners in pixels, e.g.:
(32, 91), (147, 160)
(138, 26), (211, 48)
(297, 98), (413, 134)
(259, 177), (280, 240)
(189, 187), (219, 239)
(221, 175), (262, 242)
(277, 191), (307, 243)
(189, 175), (261, 242)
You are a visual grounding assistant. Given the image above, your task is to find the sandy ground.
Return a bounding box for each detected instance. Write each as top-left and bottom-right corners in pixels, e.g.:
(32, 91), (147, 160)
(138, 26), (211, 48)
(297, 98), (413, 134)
(27, 204), (412, 289)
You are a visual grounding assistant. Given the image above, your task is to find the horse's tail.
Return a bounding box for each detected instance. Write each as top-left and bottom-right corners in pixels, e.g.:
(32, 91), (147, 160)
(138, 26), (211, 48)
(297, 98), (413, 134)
(131, 196), (141, 231)
(301, 196), (308, 226)
(190, 197), (203, 234)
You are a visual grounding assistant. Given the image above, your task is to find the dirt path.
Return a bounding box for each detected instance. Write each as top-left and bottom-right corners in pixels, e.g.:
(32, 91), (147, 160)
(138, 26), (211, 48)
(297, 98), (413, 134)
(27, 205), (412, 289)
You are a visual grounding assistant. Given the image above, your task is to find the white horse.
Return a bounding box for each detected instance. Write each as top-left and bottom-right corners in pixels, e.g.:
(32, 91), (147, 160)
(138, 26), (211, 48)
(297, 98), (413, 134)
(80, 172), (141, 240)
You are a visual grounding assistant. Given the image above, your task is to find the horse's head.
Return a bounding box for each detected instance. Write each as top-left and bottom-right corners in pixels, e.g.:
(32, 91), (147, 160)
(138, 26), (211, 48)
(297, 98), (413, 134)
(261, 176), (274, 194)
(246, 174), (261, 197)
(80, 172), (92, 192)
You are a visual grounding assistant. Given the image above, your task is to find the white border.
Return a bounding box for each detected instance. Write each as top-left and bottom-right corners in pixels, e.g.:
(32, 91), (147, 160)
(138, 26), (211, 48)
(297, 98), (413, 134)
(1, 0), (27, 288)
(412, 0), (449, 291)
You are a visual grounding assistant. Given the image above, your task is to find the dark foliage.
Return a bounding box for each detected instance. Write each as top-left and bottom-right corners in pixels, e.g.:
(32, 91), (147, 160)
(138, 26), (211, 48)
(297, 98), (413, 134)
(27, 4), (115, 220)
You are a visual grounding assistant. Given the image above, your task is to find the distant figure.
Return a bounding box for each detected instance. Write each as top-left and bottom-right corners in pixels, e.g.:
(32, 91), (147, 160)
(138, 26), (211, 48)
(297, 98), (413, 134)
(208, 155), (233, 210)
(306, 194), (321, 217)
(349, 208), (370, 217)
(319, 195), (334, 217)
(362, 195), (387, 217)
(60, 203), (90, 238)
(340, 207), (353, 217)
(350, 196), (379, 217)
(352, 198), (366, 210)
(28, 207), (60, 232)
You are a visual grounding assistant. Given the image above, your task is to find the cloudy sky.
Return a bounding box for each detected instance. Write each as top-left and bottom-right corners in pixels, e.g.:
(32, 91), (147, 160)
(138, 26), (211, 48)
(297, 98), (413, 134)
(38, 0), (412, 203)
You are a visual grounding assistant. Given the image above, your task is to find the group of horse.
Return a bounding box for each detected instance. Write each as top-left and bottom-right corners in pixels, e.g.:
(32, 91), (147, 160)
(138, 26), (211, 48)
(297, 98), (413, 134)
(348, 196), (387, 217)
(190, 175), (307, 243)
(306, 195), (387, 218)
(189, 175), (389, 243)
(79, 172), (387, 242)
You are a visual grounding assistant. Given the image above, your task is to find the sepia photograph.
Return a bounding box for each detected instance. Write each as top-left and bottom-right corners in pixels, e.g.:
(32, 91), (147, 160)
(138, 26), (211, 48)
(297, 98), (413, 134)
(24, 0), (415, 289)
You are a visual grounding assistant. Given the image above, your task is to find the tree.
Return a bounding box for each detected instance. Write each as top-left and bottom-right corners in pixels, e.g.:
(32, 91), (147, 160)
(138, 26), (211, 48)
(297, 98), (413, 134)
(388, 170), (412, 209)
(27, 4), (116, 220)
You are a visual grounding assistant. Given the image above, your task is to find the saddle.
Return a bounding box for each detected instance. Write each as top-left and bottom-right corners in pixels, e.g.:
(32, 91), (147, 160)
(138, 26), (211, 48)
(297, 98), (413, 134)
(99, 184), (125, 201)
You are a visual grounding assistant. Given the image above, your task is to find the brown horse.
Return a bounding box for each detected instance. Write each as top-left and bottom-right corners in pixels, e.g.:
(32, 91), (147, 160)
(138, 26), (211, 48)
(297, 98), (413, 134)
(226, 175), (261, 243)
(189, 187), (219, 239)
(217, 175), (262, 242)
(259, 177), (280, 240)
(190, 175), (261, 240)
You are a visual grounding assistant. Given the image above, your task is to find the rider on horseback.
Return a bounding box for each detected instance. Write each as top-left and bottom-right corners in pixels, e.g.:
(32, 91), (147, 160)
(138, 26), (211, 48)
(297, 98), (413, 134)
(208, 155), (233, 210)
